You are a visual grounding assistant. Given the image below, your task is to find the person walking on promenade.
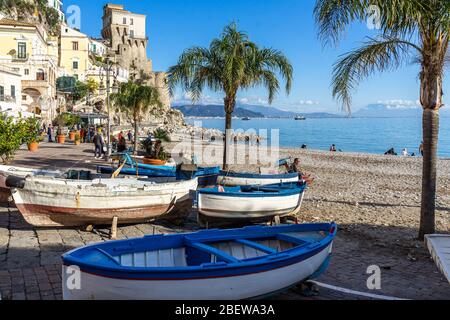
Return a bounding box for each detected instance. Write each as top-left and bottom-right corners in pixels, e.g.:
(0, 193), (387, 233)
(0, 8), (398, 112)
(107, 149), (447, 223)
(127, 130), (133, 142)
(79, 127), (85, 143)
(47, 125), (53, 142)
(93, 130), (103, 159)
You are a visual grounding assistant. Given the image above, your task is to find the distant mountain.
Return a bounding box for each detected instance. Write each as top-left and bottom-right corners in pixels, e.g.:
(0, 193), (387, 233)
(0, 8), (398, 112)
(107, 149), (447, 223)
(173, 105), (264, 118)
(173, 104), (342, 118)
(354, 103), (450, 117)
(238, 104), (342, 118)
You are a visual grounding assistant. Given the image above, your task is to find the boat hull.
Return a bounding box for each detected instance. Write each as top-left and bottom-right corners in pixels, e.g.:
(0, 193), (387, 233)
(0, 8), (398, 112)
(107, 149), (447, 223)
(198, 192), (302, 219)
(11, 177), (198, 227)
(62, 242), (332, 300)
(217, 172), (299, 186)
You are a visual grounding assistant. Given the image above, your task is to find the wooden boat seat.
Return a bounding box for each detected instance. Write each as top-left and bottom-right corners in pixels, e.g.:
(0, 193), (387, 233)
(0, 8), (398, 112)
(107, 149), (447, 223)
(114, 248), (188, 268)
(187, 242), (240, 264)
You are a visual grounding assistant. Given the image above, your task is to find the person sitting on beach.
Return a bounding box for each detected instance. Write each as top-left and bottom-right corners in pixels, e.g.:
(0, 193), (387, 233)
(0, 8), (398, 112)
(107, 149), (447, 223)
(384, 148), (397, 156)
(289, 158), (314, 185)
(301, 144), (307, 149)
(402, 148), (409, 157)
(329, 144), (337, 152)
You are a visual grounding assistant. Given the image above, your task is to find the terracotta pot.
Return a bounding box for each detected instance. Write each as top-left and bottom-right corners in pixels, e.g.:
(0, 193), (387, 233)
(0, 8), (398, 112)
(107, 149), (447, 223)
(69, 131), (76, 141)
(28, 141), (39, 152)
(142, 158), (166, 166)
(57, 135), (66, 144)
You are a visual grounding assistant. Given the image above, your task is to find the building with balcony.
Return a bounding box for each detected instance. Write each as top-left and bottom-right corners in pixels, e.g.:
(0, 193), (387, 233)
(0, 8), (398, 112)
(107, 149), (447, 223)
(0, 18), (58, 123)
(47, 0), (65, 22)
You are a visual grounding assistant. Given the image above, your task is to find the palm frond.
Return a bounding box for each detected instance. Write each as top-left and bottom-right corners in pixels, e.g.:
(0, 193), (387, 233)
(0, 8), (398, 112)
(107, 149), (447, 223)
(332, 36), (419, 114)
(314, 0), (430, 46)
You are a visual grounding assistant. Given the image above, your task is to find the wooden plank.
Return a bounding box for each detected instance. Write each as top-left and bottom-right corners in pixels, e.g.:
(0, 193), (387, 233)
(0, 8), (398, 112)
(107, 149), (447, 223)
(188, 242), (240, 263)
(235, 239), (277, 254)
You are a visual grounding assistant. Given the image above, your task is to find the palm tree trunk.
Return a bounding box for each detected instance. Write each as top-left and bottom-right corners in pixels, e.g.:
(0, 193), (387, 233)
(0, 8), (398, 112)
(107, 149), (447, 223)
(418, 57), (443, 240)
(419, 109), (439, 240)
(223, 96), (235, 170)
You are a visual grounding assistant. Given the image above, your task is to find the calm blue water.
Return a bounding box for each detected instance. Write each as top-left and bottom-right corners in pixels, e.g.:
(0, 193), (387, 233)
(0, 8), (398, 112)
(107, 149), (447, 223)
(186, 117), (450, 158)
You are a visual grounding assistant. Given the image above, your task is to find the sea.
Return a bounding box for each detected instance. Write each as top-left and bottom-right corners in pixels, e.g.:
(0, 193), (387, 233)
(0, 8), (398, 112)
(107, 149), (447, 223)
(185, 117), (450, 158)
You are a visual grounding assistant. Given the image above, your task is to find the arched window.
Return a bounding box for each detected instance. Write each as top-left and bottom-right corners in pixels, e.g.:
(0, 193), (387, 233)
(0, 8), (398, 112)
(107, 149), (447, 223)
(36, 69), (45, 81)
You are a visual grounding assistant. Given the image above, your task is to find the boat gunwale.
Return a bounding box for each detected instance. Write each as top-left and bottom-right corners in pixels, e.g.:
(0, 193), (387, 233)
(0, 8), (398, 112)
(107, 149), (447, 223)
(197, 183), (307, 197)
(62, 223), (337, 278)
(219, 171), (299, 180)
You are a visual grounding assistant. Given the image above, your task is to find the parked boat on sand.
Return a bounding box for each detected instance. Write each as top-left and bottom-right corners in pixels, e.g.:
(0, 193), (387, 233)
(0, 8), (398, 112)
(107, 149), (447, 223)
(8, 175), (198, 227)
(62, 222), (337, 300)
(197, 182), (307, 223)
(217, 171), (299, 186)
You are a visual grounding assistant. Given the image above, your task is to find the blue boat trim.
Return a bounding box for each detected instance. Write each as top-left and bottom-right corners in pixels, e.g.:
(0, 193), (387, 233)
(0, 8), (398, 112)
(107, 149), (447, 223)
(62, 223), (337, 281)
(219, 171), (298, 180)
(197, 183), (307, 198)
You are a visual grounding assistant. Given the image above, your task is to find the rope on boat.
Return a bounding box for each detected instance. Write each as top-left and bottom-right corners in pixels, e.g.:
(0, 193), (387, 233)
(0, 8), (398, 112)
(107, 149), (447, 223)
(308, 281), (409, 300)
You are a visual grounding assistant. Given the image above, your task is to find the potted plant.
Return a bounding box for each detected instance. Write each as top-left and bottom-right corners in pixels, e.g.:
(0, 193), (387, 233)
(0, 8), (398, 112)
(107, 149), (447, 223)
(69, 130), (77, 141)
(141, 129), (171, 165)
(56, 126), (66, 144)
(23, 118), (41, 152)
(74, 132), (81, 145)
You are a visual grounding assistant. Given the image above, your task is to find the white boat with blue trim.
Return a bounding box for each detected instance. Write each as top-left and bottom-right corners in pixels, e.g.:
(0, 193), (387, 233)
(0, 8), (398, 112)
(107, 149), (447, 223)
(197, 182), (307, 222)
(217, 171), (299, 186)
(62, 222), (337, 300)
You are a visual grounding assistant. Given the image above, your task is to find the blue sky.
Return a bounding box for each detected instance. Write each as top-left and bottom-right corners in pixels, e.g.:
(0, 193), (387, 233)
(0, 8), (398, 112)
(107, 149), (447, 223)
(63, 0), (448, 113)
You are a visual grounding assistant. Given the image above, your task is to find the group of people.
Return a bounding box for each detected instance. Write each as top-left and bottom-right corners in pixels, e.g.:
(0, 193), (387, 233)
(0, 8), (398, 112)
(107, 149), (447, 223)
(385, 142), (425, 157)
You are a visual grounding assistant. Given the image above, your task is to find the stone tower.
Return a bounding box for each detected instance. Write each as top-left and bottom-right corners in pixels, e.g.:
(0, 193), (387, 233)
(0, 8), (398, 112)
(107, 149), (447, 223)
(101, 4), (151, 75)
(101, 4), (170, 107)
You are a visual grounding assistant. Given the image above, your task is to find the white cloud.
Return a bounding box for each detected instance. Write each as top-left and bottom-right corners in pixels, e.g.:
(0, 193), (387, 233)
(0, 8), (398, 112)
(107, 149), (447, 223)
(172, 93), (223, 106)
(238, 96), (269, 106)
(376, 99), (421, 109)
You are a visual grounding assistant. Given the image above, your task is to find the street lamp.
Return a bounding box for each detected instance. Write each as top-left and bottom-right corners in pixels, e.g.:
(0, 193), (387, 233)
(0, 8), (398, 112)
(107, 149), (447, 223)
(98, 57), (119, 160)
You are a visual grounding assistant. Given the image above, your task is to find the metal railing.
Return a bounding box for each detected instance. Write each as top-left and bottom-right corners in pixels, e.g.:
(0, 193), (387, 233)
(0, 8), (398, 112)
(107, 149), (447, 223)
(12, 53), (30, 61)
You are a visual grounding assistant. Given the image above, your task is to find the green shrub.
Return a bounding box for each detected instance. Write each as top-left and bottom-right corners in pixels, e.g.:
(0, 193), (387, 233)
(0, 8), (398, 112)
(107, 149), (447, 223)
(0, 115), (29, 164)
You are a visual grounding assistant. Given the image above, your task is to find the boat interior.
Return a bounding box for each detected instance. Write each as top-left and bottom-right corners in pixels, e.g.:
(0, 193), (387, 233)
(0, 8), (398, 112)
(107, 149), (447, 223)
(200, 183), (304, 195)
(74, 227), (332, 269)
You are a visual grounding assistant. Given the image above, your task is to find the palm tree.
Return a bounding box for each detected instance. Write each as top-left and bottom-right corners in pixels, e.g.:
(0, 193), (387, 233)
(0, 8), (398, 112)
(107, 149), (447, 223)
(314, 0), (449, 239)
(111, 81), (163, 155)
(168, 23), (293, 170)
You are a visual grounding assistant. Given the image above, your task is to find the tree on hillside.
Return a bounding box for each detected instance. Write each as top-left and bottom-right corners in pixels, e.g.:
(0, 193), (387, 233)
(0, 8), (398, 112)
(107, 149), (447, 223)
(314, 0), (449, 239)
(168, 23), (293, 170)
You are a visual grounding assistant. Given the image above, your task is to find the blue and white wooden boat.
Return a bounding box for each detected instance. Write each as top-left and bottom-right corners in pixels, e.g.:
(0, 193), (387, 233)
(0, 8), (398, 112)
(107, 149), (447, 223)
(97, 165), (220, 187)
(217, 171), (299, 186)
(197, 182), (307, 221)
(62, 222), (337, 300)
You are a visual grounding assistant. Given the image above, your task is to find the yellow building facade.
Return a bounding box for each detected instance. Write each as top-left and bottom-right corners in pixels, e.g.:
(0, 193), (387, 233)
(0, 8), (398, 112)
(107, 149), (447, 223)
(59, 26), (90, 81)
(0, 18), (58, 123)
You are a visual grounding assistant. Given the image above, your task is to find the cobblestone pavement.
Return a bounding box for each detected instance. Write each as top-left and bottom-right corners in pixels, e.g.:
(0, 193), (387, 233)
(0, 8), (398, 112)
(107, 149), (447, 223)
(0, 143), (449, 300)
(1, 205), (449, 300)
